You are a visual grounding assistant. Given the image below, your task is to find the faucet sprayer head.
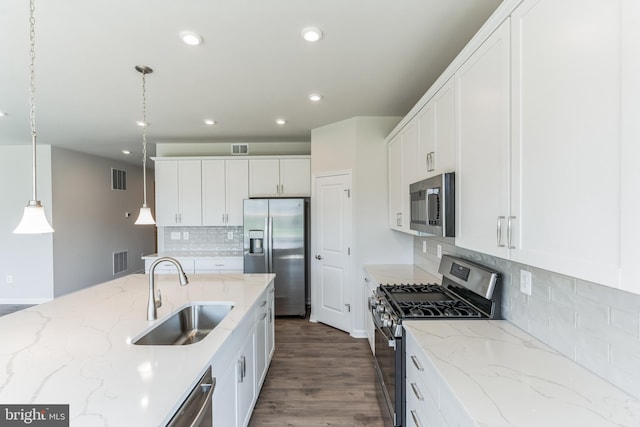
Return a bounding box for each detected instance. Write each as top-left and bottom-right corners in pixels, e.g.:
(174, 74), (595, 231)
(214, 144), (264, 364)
(180, 273), (189, 286)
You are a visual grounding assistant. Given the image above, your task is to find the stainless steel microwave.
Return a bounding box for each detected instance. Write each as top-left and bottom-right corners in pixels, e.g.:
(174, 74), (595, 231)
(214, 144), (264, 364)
(409, 173), (455, 237)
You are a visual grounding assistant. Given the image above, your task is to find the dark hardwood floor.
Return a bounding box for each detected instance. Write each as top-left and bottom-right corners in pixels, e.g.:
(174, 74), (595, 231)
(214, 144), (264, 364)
(248, 315), (386, 427)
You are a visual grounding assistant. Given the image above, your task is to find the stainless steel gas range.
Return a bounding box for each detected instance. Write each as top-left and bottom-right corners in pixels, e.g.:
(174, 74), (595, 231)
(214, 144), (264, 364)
(369, 255), (501, 426)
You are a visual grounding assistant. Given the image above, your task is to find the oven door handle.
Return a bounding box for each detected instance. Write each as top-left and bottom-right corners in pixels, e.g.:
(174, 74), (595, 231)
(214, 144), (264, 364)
(373, 317), (397, 349)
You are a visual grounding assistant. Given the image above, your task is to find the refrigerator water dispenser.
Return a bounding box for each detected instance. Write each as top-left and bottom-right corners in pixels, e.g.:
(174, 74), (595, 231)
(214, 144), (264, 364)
(249, 230), (264, 254)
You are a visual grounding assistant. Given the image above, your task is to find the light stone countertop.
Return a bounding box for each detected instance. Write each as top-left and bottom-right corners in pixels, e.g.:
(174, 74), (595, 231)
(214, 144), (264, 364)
(0, 273), (274, 427)
(404, 320), (640, 427)
(363, 264), (440, 285)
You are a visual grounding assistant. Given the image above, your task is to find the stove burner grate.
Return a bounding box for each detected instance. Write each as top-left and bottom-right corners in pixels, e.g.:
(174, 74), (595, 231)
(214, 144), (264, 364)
(381, 283), (442, 294)
(394, 300), (482, 318)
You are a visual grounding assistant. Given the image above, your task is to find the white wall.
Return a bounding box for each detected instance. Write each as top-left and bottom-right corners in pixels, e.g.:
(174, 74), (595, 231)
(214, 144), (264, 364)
(51, 147), (156, 297)
(0, 146), (55, 303)
(311, 117), (413, 336)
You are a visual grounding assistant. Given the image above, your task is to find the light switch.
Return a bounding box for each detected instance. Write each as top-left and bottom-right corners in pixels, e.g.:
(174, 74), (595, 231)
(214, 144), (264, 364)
(227, 231), (234, 240)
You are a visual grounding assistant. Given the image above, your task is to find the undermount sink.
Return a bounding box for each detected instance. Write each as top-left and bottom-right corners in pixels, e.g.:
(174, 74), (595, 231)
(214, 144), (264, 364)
(134, 303), (234, 346)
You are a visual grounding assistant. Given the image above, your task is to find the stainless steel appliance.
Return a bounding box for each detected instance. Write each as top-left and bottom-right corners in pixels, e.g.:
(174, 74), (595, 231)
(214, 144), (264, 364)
(409, 173), (455, 236)
(167, 366), (214, 427)
(243, 198), (307, 317)
(369, 255), (500, 426)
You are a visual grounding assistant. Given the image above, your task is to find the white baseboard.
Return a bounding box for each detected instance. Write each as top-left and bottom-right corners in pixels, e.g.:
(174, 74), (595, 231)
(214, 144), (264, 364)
(350, 329), (367, 339)
(0, 297), (51, 305)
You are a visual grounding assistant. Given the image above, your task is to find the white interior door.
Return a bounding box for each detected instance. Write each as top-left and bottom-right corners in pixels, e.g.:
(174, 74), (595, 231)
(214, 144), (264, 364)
(312, 172), (352, 333)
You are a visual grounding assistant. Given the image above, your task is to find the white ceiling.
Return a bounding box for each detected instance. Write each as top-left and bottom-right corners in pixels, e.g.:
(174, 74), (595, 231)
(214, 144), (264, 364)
(0, 0), (502, 163)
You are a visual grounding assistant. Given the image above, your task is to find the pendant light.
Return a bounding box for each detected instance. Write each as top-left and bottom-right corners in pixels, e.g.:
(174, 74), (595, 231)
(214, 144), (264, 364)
(134, 65), (156, 225)
(14, 0), (54, 234)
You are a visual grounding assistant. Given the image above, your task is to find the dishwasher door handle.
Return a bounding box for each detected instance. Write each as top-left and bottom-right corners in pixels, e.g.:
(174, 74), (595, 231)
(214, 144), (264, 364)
(167, 367), (215, 427)
(191, 379), (215, 427)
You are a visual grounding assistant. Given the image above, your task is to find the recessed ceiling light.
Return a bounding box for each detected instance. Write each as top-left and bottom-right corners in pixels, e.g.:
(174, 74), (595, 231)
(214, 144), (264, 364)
(308, 94), (322, 102)
(122, 150), (131, 155)
(204, 119), (216, 125)
(180, 31), (203, 46)
(301, 27), (323, 42)
(276, 118), (287, 125)
(136, 120), (147, 127)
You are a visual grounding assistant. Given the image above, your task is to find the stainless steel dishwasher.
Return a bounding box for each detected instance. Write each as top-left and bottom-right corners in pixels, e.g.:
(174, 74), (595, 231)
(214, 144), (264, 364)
(166, 366), (215, 427)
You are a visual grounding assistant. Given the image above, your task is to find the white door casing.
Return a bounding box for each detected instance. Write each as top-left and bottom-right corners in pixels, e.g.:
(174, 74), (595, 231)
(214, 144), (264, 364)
(311, 171), (352, 334)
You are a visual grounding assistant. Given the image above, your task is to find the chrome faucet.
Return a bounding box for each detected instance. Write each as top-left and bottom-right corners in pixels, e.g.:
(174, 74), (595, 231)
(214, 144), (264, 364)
(147, 256), (189, 321)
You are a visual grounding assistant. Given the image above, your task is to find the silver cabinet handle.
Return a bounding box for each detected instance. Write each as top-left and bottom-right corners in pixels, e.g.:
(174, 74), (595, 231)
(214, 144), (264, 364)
(508, 216), (516, 249)
(410, 355), (424, 371)
(261, 312), (267, 320)
(396, 212), (402, 227)
(410, 409), (422, 427)
(222, 213), (225, 224)
(497, 216), (506, 247)
(410, 382), (424, 401)
(260, 300), (267, 307)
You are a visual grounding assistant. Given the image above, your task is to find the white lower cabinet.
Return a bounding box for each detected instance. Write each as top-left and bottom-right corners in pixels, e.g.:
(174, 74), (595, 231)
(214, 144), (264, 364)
(405, 328), (456, 427)
(210, 285), (275, 427)
(364, 276), (376, 355)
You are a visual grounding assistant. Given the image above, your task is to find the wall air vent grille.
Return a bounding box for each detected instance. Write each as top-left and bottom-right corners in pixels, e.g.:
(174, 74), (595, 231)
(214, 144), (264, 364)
(111, 168), (127, 190)
(113, 250), (128, 275)
(231, 144), (249, 155)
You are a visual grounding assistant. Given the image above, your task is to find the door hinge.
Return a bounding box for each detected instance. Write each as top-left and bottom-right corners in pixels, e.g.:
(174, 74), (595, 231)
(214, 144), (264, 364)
(345, 303), (351, 312)
(344, 188), (351, 198)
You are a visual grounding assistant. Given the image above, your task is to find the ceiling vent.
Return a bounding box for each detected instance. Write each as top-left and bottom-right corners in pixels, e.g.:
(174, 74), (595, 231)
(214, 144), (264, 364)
(111, 168), (127, 191)
(231, 144), (249, 155)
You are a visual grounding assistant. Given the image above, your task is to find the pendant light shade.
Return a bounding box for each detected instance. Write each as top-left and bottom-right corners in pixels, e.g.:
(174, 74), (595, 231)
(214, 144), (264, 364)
(13, 0), (54, 234)
(134, 65), (155, 226)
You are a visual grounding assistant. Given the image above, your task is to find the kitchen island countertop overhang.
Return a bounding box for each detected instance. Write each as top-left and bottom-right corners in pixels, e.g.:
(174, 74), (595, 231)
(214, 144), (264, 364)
(0, 272), (275, 426)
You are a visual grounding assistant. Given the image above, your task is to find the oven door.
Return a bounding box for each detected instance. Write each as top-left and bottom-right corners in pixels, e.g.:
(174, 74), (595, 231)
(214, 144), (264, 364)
(372, 312), (403, 426)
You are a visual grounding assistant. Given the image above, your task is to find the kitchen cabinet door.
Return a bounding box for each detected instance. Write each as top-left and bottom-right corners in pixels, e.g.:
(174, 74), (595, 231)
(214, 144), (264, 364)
(255, 294), (269, 389)
(455, 19), (511, 258)
(226, 159), (249, 225)
(202, 159), (226, 226)
(236, 331), (255, 427)
(266, 284), (275, 360)
(509, 0), (621, 287)
(388, 134), (404, 230)
(279, 158), (310, 196)
(155, 160), (202, 226)
(203, 159), (248, 226)
(418, 77), (456, 179)
(388, 122), (419, 234)
(249, 159), (280, 197)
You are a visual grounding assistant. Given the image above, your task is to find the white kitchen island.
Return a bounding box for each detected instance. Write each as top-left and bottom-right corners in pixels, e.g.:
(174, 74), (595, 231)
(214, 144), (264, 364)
(0, 272), (274, 426)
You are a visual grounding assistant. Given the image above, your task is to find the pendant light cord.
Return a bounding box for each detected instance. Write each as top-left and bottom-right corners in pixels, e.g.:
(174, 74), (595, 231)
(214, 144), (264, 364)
(141, 70), (148, 208)
(29, 0), (38, 203)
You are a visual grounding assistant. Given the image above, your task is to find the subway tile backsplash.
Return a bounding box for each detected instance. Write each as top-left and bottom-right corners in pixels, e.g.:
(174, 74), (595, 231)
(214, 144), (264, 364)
(414, 236), (640, 400)
(162, 226), (244, 255)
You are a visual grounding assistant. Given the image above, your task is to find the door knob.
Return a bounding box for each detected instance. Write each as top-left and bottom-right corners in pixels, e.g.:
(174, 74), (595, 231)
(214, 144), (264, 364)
(315, 255), (323, 260)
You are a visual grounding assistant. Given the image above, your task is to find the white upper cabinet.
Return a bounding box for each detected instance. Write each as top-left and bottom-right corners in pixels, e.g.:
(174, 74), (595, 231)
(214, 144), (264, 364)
(455, 19), (511, 259)
(417, 77), (456, 179)
(249, 157), (310, 197)
(202, 159), (248, 226)
(155, 160), (202, 226)
(388, 123), (419, 234)
(508, 0), (623, 287)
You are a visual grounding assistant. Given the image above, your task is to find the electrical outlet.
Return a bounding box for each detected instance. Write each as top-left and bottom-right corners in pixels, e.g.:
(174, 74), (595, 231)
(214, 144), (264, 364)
(520, 270), (532, 296)
(227, 231), (234, 240)
(437, 244), (442, 259)
(170, 232), (181, 240)
(182, 232), (189, 240)
(6, 275), (13, 284)
(422, 241), (427, 253)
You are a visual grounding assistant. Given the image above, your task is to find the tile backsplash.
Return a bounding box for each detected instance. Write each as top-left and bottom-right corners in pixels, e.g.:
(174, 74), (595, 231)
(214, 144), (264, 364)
(414, 236), (640, 400)
(162, 226), (244, 254)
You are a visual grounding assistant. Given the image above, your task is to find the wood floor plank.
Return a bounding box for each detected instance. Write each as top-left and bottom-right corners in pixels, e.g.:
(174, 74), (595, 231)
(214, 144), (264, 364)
(248, 317), (386, 426)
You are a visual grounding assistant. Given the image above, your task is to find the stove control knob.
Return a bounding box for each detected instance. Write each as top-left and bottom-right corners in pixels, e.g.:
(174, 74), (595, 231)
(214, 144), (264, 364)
(381, 313), (391, 327)
(376, 304), (385, 313)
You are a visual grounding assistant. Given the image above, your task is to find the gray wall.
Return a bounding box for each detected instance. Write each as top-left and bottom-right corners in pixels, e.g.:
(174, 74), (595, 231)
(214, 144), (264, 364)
(415, 235), (640, 400)
(51, 147), (157, 297)
(0, 146), (54, 303)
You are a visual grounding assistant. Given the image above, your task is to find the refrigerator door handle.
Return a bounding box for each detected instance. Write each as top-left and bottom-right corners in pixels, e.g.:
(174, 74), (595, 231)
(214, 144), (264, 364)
(264, 218), (270, 272)
(268, 217), (274, 272)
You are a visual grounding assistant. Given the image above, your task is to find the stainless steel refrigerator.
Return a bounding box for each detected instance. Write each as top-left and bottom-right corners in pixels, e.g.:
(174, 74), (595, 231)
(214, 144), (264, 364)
(243, 199), (307, 317)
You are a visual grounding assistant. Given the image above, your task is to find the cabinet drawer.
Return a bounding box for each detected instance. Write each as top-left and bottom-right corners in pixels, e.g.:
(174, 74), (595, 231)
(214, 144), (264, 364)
(144, 258), (195, 274)
(194, 257), (243, 272)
